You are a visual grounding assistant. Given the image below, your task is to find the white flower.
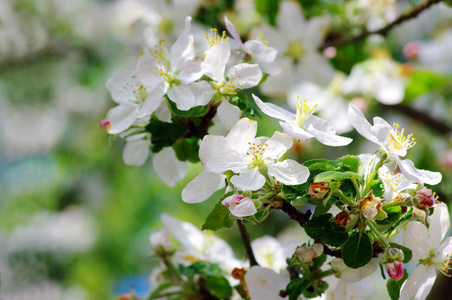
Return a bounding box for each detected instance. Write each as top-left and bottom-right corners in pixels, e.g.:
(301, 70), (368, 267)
(245, 266), (289, 300)
(251, 236), (288, 272)
(202, 41), (262, 129)
(341, 55), (406, 105)
(138, 17), (212, 111)
(204, 118), (309, 191)
(330, 258), (378, 283)
(222, 194), (257, 218)
(122, 132), (151, 166)
(224, 16), (280, 75)
(400, 202), (452, 300)
(348, 104), (442, 185)
(152, 147), (188, 187)
(253, 94), (352, 146)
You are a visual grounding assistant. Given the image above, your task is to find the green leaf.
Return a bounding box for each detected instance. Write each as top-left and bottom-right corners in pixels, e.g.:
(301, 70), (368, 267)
(405, 71), (452, 102)
(386, 269), (408, 300)
(389, 242), (413, 264)
(146, 117), (187, 153)
(255, 0), (281, 26)
(337, 155), (362, 173)
(286, 278), (311, 300)
(342, 232), (372, 268)
(201, 192), (235, 231)
(304, 159), (343, 172)
(179, 261), (223, 277)
(229, 94), (261, 119)
(205, 275), (233, 298)
(305, 214), (348, 247)
(371, 178), (385, 198)
(314, 171), (359, 183)
(173, 138), (200, 163)
(168, 98), (209, 117)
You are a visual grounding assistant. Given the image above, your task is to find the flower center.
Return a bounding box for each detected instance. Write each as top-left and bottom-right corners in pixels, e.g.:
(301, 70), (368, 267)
(124, 80), (149, 103)
(285, 40), (304, 61)
(205, 28), (229, 47)
(146, 40), (179, 88)
(246, 139), (270, 168)
(291, 97), (317, 127)
(421, 248), (452, 277)
(389, 123), (416, 151)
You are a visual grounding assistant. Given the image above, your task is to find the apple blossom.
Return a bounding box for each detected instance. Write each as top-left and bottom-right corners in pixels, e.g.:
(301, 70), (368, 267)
(222, 194), (257, 218)
(348, 104), (442, 185)
(253, 94), (352, 146)
(400, 202), (452, 300)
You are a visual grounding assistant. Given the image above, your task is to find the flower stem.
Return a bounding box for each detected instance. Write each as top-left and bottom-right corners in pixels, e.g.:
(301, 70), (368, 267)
(366, 219), (390, 248)
(334, 189), (356, 207)
(238, 220), (259, 266)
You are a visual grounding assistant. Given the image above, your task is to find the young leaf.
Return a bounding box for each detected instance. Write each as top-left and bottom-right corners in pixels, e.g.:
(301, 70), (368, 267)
(146, 117), (187, 153)
(305, 214), (348, 247)
(304, 158), (343, 172)
(386, 269), (409, 300)
(179, 261), (223, 277)
(205, 275), (233, 298)
(286, 278), (311, 300)
(337, 155), (362, 173)
(342, 232), (372, 268)
(314, 171), (360, 183)
(201, 192), (235, 231)
(173, 137), (200, 163)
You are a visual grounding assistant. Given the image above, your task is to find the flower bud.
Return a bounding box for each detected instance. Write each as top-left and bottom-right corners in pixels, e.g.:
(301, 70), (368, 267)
(222, 194), (257, 218)
(379, 247), (404, 263)
(100, 118), (111, 131)
(149, 229), (175, 256)
(335, 211), (351, 227)
(360, 194), (385, 220)
(414, 187), (435, 209)
(386, 260), (405, 281)
(309, 182), (330, 200)
(296, 243), (323, 263)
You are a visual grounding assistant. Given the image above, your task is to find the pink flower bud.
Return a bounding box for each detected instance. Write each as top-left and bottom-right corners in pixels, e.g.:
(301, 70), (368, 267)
(100, 118), (111, 131)
(414, 187), (435, 209)
(386, 260), (404, 281)
(403, 41), (420, 60)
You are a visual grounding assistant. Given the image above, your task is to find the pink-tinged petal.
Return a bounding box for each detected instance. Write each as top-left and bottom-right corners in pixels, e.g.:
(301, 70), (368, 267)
(348, 104), (381, 145)
(189, 81), (216, 107)
(403, 221), (431, 260)
(228, 63), (262, 89)
(137, 59), (163, 91)
(263, 131), (293, 160)
(199, 135), (229, 170)
(138, 82), (165, 117)
(226, 118), (258, 153)
(123, 134), (150, 166)
(153, 147), (188, 187)
(170, 18), (195, 72)
(231, 167), (266, 191)
(395, 157), (442, 185)
(106, 70), (137, 104)
(252, 94), (294, 122)
(167, 84), (195, 111)
(245, 266), (289, 300)
(267, 159), (310, 186)
(400, 265), (436, 300)
(217, 100), (241, 130)
(177, 61), (203, 84)
(229, 197), (257, 218)
(224, 16), (242, 45)
(202, 42), (230, 82)
(243, 40), (277, 63)
(280, 121), (314, 140)
(428, 202), (451, 246)
(182, 171), (226, 203)
(107, 104), (139, 134)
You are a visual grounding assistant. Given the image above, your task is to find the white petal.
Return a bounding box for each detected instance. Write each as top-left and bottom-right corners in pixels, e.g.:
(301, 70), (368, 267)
(167, 84), (196, 111)
(259, 61), (282, 76)
(252, 94), (294, 122)
(153, 147), (188, 187)
(137, 59), (163, 91)
(230, 167), (266, 191)
(439, 236), (452, 261)
(428, 202), (451, 246)
(123, 134), (150, 166)
(396, 157), (442, 185)
(106, 70), (137, 104)
(228, 63), (262, 89)
(226, 118), (257, 153)
(170, 18), (194, 72)
(217, 100), (241, 130)
(154, 100), (172, 122)
(348, 104), (381, 145)
(280, 121), (314, 140)
(224, 16), (242, 45)
(229, 198), (257, 218)
(161, 213), (205, 251)
(199, 135), (229, 170)
(243, 40), (277, 63)
(202, 42), (230, 82)
(182, 171), (226, 203)
(267, 159), (310, 186)
(206, 150), (248, 173)
(277, 1), (305, 40)
(189, 81), (216, 107)
(107, 104), (139, 134)
(403, 221), (431, 260)
(245, 266), (288, 300)
(297, 51), (335, 87)
(400, 265), (436, 300)
(138, 82), (165, 117)
(375, 75), (405, 105)
(177, 61), (203, 84)
(306, 122), (352, 146)
(304, 114), (335, 135)
(263, 131), (293, 160)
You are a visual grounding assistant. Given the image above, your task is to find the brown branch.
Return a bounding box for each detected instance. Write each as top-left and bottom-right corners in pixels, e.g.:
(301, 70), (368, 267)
(320, 0), (443, 50)
(181, 102), (220, 139)
(237, 220), (259, 266)
(381, 103), (452, 135)
(280, 201), (312, 227)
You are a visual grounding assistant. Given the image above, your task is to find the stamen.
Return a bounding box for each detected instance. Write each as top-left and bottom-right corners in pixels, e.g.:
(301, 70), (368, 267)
(390, 123), (416, 150)
(205, 28), (229, 47)
(292, 97), (317, 127)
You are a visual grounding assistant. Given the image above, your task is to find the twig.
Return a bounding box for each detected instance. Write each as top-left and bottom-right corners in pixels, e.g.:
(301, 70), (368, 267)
(279, 200), (312, 227)
(237, 220), (259, 266)
(320, 0), (443, 50)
